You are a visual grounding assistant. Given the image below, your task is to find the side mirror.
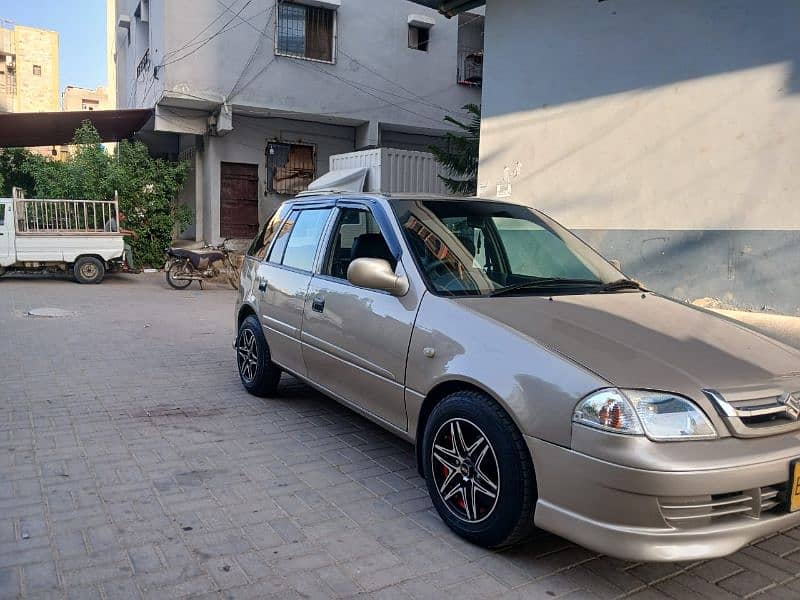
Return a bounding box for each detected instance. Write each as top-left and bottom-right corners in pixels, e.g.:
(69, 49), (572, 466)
(347, 258), (409, 297)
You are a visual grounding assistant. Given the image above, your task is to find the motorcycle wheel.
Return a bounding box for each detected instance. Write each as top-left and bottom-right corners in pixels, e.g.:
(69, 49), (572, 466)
(166, 260), (193, 290)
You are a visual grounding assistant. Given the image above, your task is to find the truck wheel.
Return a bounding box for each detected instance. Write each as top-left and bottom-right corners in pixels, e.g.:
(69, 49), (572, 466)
(236, 315), (281, 397)
(422, 390), (538, 548)
(74, 257), (105, 284)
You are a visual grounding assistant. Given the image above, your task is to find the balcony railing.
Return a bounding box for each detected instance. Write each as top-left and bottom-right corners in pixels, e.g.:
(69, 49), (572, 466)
(457, 48), (483, 87)
(136, 48), (151, 78)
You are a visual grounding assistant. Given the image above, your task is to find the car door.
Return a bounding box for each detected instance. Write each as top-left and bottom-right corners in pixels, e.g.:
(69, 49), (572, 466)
(254, 205), (333, 377)
(300, 202), (422, 431)
(0, 202), (13, 266)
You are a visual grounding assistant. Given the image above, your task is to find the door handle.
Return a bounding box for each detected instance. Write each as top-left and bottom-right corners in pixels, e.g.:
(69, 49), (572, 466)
(257, 277), (268, 292)
(312, 296), (325, 313)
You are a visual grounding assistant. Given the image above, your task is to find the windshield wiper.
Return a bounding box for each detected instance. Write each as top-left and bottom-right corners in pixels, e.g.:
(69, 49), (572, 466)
(592, 278), (646, 293)
(489, 278), (602, 297)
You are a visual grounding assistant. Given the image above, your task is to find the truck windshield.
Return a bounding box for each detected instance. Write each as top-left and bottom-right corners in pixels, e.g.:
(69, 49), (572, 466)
(392, 199), (623, 296)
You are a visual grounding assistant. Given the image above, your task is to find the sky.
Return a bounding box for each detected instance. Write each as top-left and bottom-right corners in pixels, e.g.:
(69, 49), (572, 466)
(0, 0), (107, 93)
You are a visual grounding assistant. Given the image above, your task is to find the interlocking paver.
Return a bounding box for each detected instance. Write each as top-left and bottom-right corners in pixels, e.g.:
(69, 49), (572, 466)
(3, 273), (800, 599)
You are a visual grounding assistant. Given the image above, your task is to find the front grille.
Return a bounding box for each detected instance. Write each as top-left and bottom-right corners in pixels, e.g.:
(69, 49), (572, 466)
(703, 389), (800, 438)
(660, 484), (785, 528)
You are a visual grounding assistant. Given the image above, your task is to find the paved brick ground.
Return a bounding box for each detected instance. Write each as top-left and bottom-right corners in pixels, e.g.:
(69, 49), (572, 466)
(2, 273), (800, 599)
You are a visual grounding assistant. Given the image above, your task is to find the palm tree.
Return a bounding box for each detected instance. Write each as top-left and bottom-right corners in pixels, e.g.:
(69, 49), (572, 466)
(429, 103), (480, 195)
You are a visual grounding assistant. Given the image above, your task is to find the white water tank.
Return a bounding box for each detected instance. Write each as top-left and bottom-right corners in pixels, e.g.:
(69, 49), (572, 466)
(329, 148), (453, 195)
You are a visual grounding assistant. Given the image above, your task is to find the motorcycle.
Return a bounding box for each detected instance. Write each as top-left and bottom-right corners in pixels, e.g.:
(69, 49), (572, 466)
(165, 240), (240, 290)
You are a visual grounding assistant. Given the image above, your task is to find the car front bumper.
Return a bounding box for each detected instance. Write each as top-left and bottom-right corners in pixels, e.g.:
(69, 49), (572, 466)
(527, 434), (800, 562)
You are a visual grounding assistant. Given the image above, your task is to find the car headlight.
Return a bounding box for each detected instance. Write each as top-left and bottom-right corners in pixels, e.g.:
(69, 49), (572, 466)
(573, 388), (717, 441)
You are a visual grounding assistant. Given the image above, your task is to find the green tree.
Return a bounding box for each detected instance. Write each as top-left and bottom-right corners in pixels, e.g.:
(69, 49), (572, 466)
(429, 103), (481, 195)
(107, 139), (191, 267)
(22, 121), (190, 267)
(0, 147), (37, 197)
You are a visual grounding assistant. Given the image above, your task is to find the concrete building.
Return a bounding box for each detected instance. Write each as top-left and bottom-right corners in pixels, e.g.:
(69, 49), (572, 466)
(106, 0), (117, 110)
(0, 21), (59, 114)
(57, 85), (113, 160)
(413, 0), (800, 314)
(62, 85), (111, 112)
(111, 0), (483, 242)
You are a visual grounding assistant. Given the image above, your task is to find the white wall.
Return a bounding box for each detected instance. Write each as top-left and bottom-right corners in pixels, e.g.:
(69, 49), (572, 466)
(118, 0), (479, 134)
(477, 0), (800, 230)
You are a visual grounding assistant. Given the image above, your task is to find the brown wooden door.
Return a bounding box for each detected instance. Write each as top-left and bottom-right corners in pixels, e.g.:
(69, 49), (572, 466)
(220, 162), (259, 238)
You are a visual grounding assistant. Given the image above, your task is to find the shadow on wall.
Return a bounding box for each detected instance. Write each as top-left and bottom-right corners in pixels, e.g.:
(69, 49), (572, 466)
(483, 0), (800, 119)
(576, 227), (800, 316)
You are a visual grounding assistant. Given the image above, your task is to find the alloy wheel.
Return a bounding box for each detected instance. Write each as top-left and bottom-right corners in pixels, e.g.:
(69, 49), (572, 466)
(236, 328), (258, 384)
(431, 418), (500, 523)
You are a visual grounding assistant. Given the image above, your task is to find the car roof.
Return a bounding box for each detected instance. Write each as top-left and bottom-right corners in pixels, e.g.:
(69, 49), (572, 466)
(290, 192), (516, 205)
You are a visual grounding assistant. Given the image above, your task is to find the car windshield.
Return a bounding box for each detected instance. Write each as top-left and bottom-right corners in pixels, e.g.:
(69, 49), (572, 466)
(392, 199), (623, 296)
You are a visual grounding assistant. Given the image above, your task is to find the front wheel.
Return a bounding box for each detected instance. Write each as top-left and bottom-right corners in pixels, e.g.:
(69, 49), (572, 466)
(74, 256), (105, 284)
(236, 315), (281, 397)
(423, 390), (538, 548)
(166, 260), (193, 289)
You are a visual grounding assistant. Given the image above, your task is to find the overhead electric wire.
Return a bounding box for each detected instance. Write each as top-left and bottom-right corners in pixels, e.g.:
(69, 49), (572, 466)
(157, 0), (253, 68)
(129, 0), (481, 128)
(210, 1), (453, 126)
(225, 3), (276, 99)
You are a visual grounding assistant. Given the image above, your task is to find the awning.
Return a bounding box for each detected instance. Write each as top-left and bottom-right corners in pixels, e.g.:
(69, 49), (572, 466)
(0, 109), (154, 148)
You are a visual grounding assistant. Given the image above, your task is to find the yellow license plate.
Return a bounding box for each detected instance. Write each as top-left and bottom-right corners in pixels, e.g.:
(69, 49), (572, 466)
(791, 461), (800, 512)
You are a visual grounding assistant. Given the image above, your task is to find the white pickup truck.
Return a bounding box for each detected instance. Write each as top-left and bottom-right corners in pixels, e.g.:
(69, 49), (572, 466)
(0, 194), (127, 284)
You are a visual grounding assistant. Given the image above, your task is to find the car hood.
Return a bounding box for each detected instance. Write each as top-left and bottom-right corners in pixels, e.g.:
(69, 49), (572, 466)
(457, 292), (800, 401)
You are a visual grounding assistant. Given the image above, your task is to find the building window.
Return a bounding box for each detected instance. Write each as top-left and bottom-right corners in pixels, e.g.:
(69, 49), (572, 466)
(276, 1), (335, 63)
(32, 65), (42, 76)
(266, 141), (316, 195)
(408, 25), (430, 51)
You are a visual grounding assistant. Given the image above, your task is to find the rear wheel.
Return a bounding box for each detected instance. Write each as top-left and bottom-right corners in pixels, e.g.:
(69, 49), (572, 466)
(423, 390), (538, 548)
(166, 260), (193, 289)
(236, 315), (281, 397)
(74, 256), (105, 284)
(227, 258), (241, 290)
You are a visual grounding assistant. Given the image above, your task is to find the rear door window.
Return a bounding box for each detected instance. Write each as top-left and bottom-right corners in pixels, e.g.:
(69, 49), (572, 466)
(0, 204), (5, 226)
(280, 208), (332, 272)
(248, 204), (290, 260)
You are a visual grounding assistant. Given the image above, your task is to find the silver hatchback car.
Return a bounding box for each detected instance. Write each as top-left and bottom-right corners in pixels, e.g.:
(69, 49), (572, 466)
(235, 193), (800, 562)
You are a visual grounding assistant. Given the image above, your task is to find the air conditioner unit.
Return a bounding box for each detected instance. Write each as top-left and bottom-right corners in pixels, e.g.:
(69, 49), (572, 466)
(5, 55), (14, 68)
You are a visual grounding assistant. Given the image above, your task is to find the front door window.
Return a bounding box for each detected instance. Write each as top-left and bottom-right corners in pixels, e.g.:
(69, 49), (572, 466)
(323, 207), (395, 280)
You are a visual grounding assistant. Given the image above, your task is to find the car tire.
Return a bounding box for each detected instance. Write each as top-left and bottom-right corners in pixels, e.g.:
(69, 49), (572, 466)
(423, 390), (538, 548)
(236, 315), (281, 397)
(73, 256), (105, 284)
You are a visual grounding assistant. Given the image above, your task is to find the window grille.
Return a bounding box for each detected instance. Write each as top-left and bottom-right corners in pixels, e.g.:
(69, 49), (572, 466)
(276, 1), (335, 62)
(32, 64), (41, 76)
(266, 142), (316, 195)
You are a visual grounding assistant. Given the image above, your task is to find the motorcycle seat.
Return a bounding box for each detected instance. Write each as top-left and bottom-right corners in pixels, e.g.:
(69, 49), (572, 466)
(168, 248), (225, 268)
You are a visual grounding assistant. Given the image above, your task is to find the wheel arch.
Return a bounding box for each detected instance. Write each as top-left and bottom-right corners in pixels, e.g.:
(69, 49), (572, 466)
(237, 303), (258, 330)
(73, 253), (108, 267)
(414, 379), (521, 477)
